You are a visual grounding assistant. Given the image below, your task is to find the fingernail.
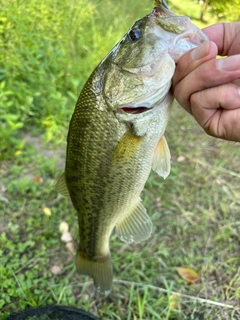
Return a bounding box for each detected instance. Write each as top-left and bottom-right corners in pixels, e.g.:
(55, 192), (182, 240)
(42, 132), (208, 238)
(217, 55), (240, 71)
(191, 41), (210, 60)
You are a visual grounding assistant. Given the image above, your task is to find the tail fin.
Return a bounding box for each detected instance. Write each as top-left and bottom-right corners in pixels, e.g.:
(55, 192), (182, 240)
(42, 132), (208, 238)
(76, 251), (113, 295)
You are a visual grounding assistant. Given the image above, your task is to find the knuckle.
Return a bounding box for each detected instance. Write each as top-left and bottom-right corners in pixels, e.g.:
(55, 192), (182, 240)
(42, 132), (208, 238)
(190, 91), (203, 109)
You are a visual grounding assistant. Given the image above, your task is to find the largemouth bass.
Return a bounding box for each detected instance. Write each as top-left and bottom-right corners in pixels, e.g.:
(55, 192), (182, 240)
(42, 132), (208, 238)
(57, 0), (207, 294)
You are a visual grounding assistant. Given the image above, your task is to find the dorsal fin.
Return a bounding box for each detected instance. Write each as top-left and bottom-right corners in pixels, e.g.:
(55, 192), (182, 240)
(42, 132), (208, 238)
(56, 172), (70, 197)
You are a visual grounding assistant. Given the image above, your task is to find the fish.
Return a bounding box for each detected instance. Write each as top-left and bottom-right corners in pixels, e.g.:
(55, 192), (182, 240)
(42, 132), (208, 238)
(57, 0), (208, 295)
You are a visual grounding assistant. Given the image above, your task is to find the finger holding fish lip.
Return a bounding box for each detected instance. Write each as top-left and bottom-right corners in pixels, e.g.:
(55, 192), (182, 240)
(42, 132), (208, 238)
(172, 41), (240, 115)
(172, 41), (216, 86)
(202, 23), (240, 56)
(172, 41), (217, 113)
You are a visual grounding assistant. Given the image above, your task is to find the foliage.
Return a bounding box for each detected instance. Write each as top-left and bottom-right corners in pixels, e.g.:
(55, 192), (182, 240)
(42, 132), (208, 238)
(197, 0), (240, 21)
(0, 0), (149, 159)
(0, 0), (217, 159)
(1, 107), (240, 319)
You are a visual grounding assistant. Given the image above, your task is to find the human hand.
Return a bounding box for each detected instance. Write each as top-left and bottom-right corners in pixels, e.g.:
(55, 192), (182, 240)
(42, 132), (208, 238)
(172, 23), (240, 142)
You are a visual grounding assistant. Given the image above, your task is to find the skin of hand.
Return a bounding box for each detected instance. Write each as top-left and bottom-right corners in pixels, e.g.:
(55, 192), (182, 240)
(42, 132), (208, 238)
(172, 22), (240, 142)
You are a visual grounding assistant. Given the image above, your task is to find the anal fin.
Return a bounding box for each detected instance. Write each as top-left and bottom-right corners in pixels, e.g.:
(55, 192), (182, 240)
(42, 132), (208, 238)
(115, 200), (152, 243)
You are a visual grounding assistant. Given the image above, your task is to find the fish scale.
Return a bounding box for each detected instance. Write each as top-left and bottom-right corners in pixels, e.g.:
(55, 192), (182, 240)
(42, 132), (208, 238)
(56, 0), (208, 294)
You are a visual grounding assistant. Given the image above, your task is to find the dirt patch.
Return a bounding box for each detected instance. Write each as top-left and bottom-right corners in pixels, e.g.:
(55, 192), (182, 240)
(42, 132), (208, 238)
(24, 133), (66, 169)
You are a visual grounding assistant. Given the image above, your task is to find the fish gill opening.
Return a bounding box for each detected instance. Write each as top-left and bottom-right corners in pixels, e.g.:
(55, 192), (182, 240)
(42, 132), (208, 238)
(120, 106), (150, 114)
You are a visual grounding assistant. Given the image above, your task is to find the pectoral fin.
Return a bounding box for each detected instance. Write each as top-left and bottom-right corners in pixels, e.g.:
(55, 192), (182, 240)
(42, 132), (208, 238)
(152, 135), (171, 179)
(56, 172), (69, 197)
(115, 200), (152, 243)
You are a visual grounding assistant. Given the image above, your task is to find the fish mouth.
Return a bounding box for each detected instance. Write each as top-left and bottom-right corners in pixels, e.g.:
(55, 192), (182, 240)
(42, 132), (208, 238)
(169, 29), (208, 62)
(152, 1), (208, 61)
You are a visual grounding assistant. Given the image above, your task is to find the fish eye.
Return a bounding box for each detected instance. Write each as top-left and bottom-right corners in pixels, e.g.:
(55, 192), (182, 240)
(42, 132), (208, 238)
(128, 28), (142, 42)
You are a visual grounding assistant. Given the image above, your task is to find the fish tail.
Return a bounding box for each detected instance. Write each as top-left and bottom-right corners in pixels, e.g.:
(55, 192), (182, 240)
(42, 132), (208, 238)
(76, 251), (113, 295)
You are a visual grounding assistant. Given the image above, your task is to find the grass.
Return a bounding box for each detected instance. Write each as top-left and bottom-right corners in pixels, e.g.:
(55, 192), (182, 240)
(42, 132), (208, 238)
(2, 107), (240, 319)
(1, 0), (240, 319)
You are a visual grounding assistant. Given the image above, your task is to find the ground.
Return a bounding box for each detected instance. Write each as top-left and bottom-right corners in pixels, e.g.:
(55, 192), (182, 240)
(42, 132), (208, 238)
(1, 103), (240, 319)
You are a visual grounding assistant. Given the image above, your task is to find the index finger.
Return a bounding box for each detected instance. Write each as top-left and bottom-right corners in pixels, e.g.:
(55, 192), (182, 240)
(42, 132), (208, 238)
(203, 22), (240, 56)
(202, 24), (224, 53)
